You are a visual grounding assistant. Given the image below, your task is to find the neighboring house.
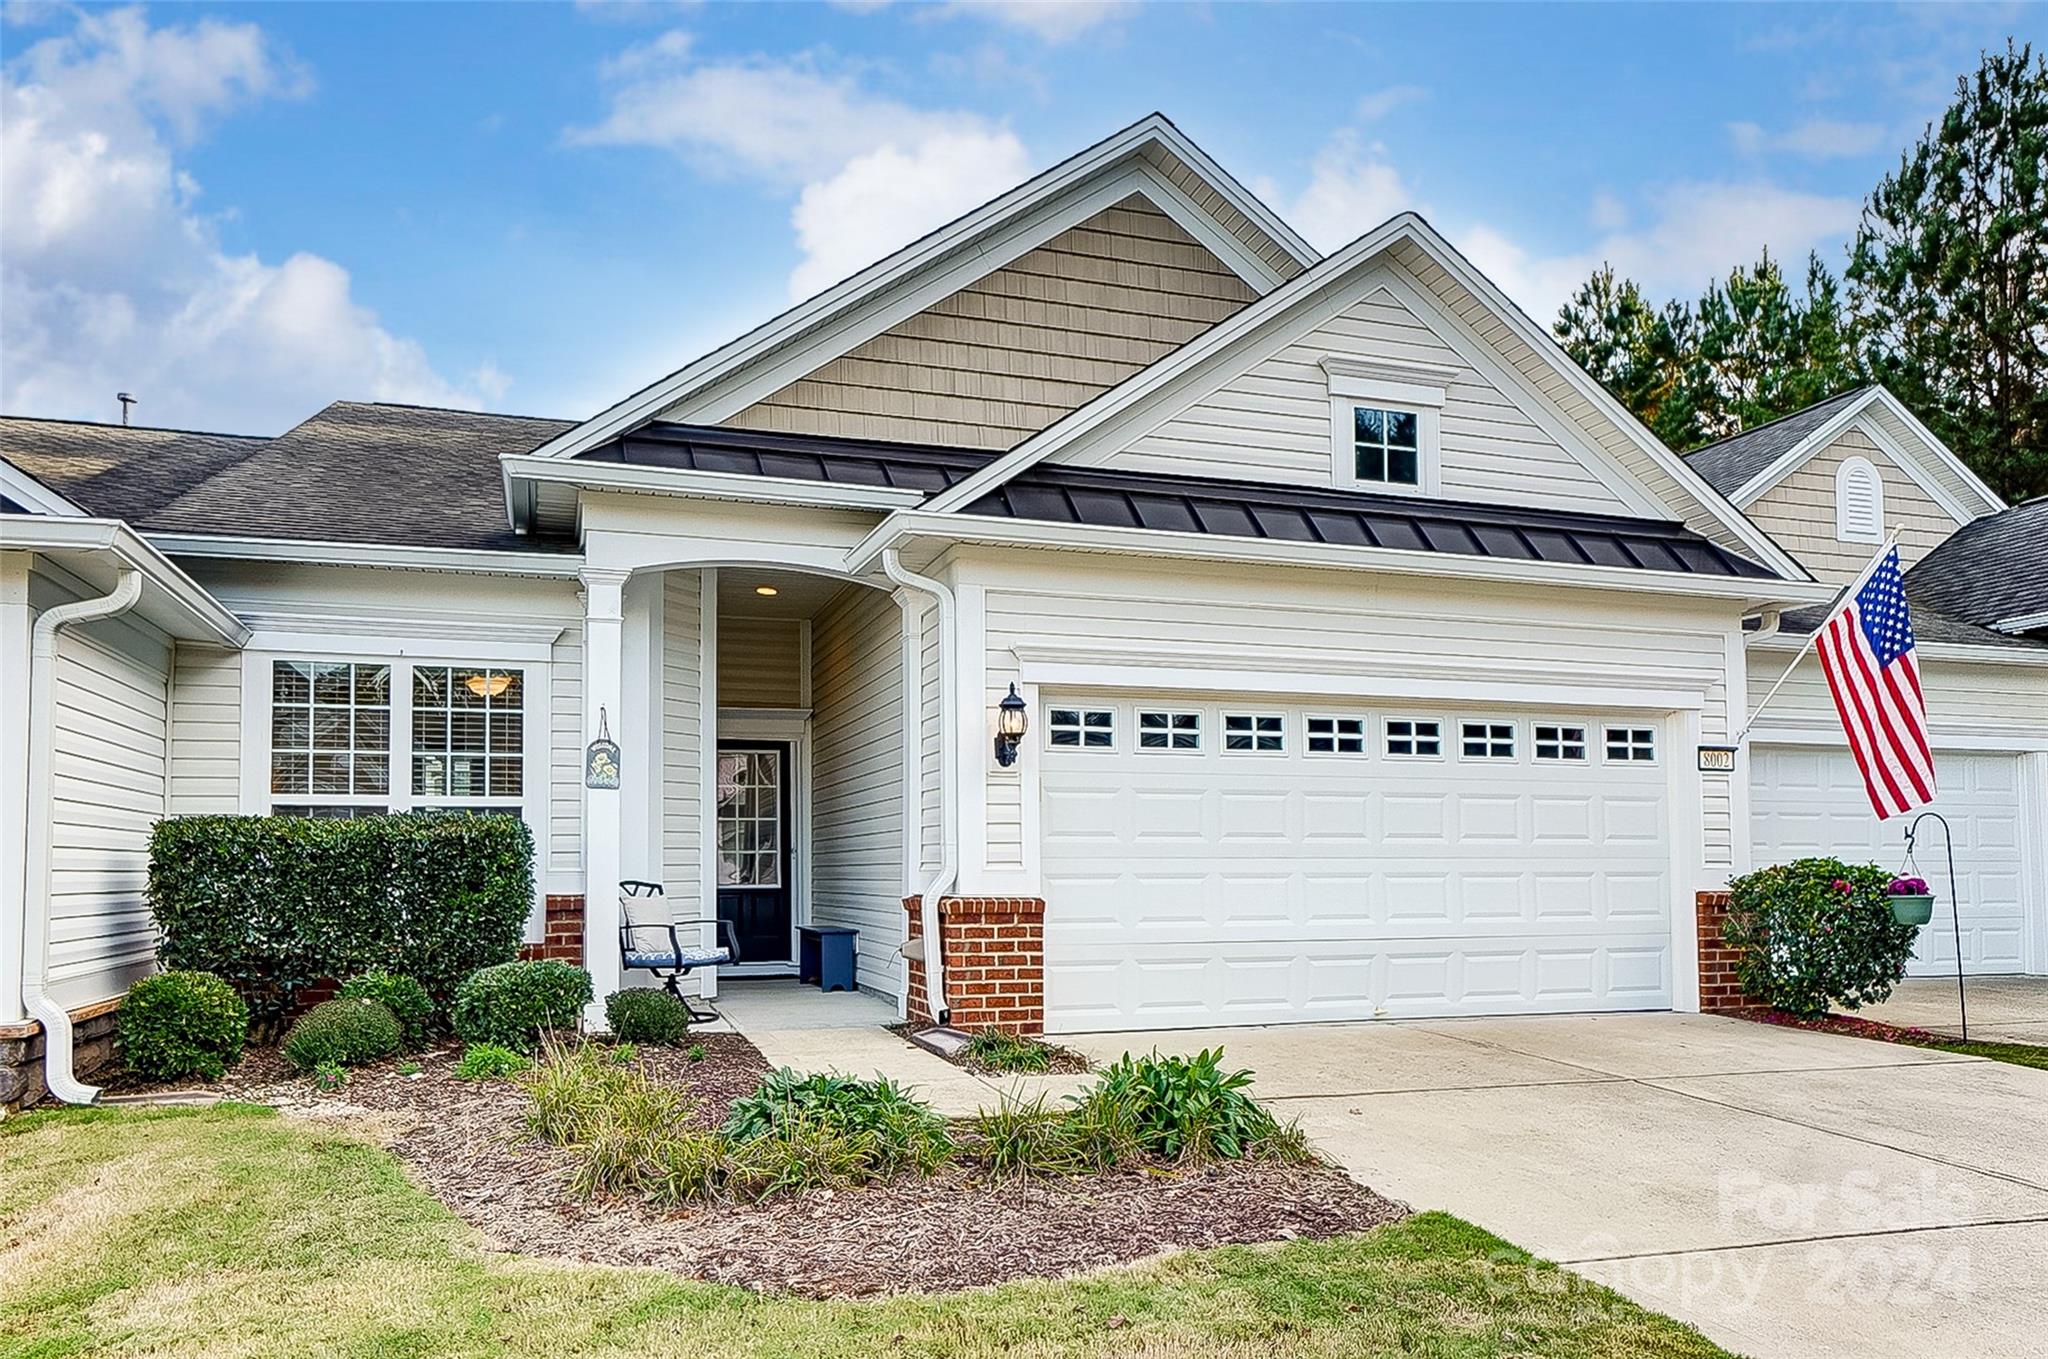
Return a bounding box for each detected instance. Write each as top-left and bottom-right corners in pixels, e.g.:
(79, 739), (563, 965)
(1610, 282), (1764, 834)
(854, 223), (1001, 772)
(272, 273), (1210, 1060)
(1684, 388), (2048, 980)
(4, 116), (2043, 1106)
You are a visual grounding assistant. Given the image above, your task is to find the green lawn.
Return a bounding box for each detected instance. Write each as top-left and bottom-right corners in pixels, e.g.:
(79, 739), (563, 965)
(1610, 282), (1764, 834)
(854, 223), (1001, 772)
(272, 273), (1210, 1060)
(1923, 1038), (2048, 1071)
(0, 1103), (1735, 1359)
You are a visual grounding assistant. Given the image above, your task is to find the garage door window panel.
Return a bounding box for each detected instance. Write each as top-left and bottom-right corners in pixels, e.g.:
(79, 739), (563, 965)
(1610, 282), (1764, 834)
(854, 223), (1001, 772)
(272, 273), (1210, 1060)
(1605, 727), (1657, 763)
(1048, 707), (1115, 750)
(1138, 710), (1202, 752)
(1306, 716), (1368, 756)
(1534, 724), (1588, 763)
(1223, 713), (1285, 753)
(1385, 718), (1443, 759)
(1461, 721), (1517, 760)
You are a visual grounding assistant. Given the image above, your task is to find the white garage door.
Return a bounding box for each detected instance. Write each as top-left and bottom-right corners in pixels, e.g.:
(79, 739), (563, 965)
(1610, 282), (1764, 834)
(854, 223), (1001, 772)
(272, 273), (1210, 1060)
(1039, 699), (1675, 1032)
(1751, 747), (2029, 976)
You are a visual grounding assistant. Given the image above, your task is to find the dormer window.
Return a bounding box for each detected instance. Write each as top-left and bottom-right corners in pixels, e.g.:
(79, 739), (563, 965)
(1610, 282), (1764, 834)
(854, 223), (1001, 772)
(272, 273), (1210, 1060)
(1835, 456), (1884, 543)
(1323, 356), (1449, 497)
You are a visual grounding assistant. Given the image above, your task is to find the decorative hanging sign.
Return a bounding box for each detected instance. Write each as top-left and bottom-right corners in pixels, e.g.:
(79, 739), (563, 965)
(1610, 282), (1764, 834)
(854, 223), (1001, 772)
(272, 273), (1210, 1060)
(585, 708), (621, 789)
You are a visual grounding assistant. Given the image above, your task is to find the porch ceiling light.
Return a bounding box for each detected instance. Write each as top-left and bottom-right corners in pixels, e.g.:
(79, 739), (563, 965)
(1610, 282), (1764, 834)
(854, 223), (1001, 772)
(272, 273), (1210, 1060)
(754, 585), (779, 597)
(994, 683), (1029, 767)
(464, 671), (513, 699)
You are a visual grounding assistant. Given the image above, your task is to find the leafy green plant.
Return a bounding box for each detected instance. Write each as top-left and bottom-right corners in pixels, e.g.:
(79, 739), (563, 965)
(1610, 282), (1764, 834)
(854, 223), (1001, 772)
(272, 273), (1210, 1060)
(451, 961), (592, 1052)
(1723, 857), (1920, 1019)
(396, 1060), (422, 1078)
(970, 1094), (1090, 1177)
(339, 970), (436, 1049)
(1071, 1049), (1302, 1164)
(454, 1043), (531, 1081)
(607, 1042), (638, 1065)
(687, 1044), (705, 1063)
(310, 1061), (347, 1092)
(117, 970), (250, 1082)
(603, 988), (690, 1046)
(526, 1042), (684, 1147)
(148, 812), (533, 1035)
(724, 1069), (953, 1174)
(964, 1028), (1053, 1073)
(281, 997), (402, 1072)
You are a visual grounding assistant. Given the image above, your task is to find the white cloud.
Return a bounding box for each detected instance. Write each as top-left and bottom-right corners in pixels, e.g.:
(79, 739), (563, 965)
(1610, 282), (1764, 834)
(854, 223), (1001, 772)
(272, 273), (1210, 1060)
(936, 1), (1137, 43)
(1727, 117), (1887, 160)
(1, 7), (492, 432)
(571, 35), (1032, 298)
(1353, 84), (1429, 122)
(1271, 130), (1421, 254)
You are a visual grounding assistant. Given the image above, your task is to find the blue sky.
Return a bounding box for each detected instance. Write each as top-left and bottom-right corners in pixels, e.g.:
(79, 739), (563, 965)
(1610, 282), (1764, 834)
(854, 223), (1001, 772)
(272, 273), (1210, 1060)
(3, 1), (2039, 434)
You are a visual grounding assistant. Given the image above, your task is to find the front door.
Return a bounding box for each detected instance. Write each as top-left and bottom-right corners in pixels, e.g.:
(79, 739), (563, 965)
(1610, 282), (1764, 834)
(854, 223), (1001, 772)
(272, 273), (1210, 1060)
(716, 741), (793, 965)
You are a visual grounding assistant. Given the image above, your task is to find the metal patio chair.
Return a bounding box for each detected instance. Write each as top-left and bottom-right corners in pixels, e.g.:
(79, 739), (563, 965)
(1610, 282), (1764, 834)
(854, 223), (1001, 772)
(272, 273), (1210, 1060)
(618, 879), (737, 1024)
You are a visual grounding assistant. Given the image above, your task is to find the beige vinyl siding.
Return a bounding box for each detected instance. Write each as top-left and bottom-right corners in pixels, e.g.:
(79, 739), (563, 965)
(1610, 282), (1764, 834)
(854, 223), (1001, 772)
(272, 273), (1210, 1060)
(1098, 284), (1631, 514)
(661, 573), (704, 922)
(1745, 648), (2048, 747)
(718, 616), (803, 708)
(167, 644), (241, 814)
(48, 615), (170, 1009)
(971, 550), (1741, 874)
(549, 622), (584, 880)
(1744, 427), (1966, 584)
(808, 585), (907, 996)
(724, 196), (1259, 450)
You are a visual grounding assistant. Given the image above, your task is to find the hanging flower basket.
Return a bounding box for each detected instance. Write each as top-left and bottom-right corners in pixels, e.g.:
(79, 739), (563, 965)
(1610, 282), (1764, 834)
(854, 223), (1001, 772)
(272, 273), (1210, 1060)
(1886, 876), (1934, 926)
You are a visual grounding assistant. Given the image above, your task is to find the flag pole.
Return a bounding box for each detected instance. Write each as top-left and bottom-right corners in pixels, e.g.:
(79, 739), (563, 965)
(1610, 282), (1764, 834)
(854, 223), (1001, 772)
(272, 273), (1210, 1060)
(1733, 533), (1898, 748)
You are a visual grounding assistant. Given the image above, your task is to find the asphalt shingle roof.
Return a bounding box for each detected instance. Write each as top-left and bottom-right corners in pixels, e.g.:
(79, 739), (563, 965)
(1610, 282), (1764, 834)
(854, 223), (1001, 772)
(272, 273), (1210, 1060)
(1682, 387), (1870, 497)
(2, 402), (576, 552)
(1902, 496), (2048, 633)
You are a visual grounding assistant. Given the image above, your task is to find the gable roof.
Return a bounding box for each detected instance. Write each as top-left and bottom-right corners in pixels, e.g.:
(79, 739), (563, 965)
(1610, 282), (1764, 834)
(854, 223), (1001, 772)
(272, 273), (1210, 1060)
(521, 114), (1316, 466)
(2, 403), (575, 553)
(1904, 496), (2048, 634)
(920, 211), (1812, 581)
(1682, 386), (2005, 521)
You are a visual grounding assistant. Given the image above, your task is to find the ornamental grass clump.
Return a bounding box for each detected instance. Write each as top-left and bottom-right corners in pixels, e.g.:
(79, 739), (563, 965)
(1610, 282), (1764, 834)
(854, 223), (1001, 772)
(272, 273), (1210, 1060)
(1723, 857), (1921, 1019)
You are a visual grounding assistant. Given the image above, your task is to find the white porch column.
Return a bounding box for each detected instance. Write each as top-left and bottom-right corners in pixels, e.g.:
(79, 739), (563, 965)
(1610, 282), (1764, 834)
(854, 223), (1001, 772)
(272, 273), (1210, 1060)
(580, 566), (630, 1024)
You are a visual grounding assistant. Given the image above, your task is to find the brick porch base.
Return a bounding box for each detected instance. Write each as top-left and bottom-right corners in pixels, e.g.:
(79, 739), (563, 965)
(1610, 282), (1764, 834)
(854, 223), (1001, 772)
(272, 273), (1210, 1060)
(903, 895), (1046, 1034)
(519, 895), (587, 962)
(1696, 889), (1765, 1011)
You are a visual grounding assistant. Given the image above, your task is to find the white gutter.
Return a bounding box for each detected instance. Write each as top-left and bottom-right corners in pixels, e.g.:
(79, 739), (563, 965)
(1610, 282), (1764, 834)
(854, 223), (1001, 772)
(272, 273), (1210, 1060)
(21, 567), (142, 1104)
(880, 548), (956, 1024)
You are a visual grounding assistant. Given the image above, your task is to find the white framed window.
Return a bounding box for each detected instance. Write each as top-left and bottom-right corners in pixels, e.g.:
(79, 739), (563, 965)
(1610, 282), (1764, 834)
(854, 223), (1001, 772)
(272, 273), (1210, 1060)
(1460, 720), (1516, 760)
(1223, 713), (1285, 753)
(1835, 456), (1884, 543)
(1384, 718), (1442, 758)
(263, 656), (532, 819)
(1138, 709), (1202, 751)
(1048, 706), (1115, 749)
(1533, 723), (1588, 762)
(1324, 358), (1446, 496)
(1605, 726), (1657, 762)
(1306, 715), (1368, 755)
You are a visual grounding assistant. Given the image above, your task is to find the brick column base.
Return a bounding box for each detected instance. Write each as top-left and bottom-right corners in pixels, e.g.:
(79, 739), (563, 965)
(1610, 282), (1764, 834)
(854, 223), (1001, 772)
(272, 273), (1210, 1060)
(903, 895), (1047, 1034)
(1696, 890), (1765, 1011)
(520, 895), (587, 963)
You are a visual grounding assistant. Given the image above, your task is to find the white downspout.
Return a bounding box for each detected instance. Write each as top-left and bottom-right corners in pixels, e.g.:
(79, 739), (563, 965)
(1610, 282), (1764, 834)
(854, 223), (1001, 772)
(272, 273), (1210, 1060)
(22, 567), (142, 1104)
(881, 549), (956, 1024)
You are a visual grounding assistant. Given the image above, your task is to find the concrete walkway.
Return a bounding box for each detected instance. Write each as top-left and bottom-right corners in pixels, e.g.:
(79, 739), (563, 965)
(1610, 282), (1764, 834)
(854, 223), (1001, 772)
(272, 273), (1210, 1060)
(1850, 975), (2048, 1043)
(1062, 1013), (2048, 1359)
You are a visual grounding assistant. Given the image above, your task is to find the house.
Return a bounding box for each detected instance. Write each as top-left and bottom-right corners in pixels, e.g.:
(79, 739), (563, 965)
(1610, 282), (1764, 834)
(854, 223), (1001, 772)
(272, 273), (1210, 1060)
(4, 115), (2044, 1107)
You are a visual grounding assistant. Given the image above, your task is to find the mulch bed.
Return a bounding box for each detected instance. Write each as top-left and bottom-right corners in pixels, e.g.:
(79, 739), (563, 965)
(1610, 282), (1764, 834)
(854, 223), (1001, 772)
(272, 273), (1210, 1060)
(1727, 1006), (1960, 1047)
(99, 1030), (1404, 1296)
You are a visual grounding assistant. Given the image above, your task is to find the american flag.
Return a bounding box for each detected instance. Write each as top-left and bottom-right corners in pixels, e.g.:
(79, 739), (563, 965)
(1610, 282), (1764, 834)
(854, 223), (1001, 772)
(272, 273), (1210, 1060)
(1813, 547), (1935, 819)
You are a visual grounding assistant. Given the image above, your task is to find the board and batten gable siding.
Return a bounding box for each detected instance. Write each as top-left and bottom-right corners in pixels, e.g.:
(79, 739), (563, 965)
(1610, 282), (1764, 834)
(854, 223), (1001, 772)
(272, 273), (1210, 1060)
(660, 572), (705, 922)
(808, 584), (908, 996)
(1090, 282), (1633, 514)
(961, 550), (1741, 875)
(43, 596), (172, 1010)
(1742, 426), (1965, 584)
(167, 644), (242, 814)
(718, 615), (803, 708)
(721, 195), (1261, 451)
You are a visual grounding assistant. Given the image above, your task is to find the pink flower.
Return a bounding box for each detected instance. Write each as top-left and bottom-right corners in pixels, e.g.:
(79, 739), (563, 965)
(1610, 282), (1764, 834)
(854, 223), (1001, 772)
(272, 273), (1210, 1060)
(1832, 878), (1851, 894)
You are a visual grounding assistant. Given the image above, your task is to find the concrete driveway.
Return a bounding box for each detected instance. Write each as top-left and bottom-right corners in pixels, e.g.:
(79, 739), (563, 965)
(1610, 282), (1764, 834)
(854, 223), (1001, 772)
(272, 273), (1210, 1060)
(1852, 975), (2048, 1043)
(1065, 1012), (2048, 1359)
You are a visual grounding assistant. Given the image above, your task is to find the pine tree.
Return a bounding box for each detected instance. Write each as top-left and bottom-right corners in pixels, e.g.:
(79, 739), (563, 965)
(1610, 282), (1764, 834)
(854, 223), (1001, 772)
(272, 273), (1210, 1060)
(1554, 265), (1703, 449)
(1848, 40), (2048, 502)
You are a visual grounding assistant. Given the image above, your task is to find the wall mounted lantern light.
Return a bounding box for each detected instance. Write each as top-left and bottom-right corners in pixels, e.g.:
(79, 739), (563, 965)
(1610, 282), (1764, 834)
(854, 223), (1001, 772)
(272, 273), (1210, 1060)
(994, 683), (1029, 767)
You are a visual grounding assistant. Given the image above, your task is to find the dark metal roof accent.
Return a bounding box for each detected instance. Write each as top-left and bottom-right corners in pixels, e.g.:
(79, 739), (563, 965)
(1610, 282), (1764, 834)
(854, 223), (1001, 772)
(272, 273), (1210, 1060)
(1903, 496), (2048, 633)
(1682, 387), (1870, 496)
(579, 422), (1000, 495)
(960, 462), (1780, 579)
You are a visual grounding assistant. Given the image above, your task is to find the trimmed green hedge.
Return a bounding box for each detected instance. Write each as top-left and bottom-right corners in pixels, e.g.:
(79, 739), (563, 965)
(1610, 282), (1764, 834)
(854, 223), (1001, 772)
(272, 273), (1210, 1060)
(282, 997), (403, 1072)
(1723, 857), (1920, 1019)
(118, 970), (249, 1082)
(452, 961), (592, 1052)
(149, 813), (534, 1035)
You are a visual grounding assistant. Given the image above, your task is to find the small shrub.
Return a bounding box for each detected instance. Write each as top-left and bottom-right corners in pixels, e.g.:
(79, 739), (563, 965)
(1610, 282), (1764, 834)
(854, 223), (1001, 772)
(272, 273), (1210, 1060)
(724, 1069), (953, 1175)
(311, 1061), (347, 1092)
(454, 1043), (531, 1081)
(339, 970), (435, 1049)
(1724, 858), (1920, 1019)
(1071, 1048), (1297, 1164)
(451, 960), (592, 1052)
(964, 1028), (1053, 1073)
(281, 997), (402, 1071)
(604, 988), (690, 1046)
(396, 1059), (422, 1078)
(687, 1044), (706, 1063)
(118, 971), (249, 1082)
